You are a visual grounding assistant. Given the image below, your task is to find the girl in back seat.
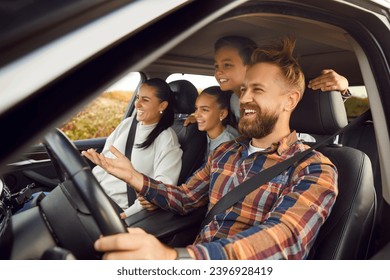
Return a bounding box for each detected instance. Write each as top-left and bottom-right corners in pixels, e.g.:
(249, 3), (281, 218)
(194, 86), (240, 160)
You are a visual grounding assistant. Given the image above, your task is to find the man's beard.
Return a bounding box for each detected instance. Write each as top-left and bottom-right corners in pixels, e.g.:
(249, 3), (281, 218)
(238, 105), (279, 139)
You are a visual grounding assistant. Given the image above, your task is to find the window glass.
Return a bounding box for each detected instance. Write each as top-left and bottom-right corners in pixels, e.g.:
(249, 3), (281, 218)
(344, 85), (369, 119)
(60, 72), (140, 140)
(166, 73), (218, 92)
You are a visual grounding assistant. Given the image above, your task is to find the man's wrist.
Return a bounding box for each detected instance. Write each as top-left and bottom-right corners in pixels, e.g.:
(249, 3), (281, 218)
(174, 247), (194, 260)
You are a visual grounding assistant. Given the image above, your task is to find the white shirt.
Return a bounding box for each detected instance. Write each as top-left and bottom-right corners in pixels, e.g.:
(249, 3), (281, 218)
(92, 117), (183, 217)
(248, 140), (266, 155)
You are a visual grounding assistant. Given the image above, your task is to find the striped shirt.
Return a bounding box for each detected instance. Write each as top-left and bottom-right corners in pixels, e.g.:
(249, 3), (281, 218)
(140, 131), (338, 259)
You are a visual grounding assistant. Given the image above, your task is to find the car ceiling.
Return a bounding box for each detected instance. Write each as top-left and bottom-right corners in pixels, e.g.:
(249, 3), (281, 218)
(144, 2), (363, 85)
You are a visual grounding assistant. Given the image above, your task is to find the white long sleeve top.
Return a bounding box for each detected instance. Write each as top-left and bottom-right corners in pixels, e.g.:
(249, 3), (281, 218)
(92, 117), (183, 217)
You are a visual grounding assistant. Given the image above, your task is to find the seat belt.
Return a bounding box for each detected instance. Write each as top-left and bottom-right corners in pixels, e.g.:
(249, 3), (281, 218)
(200, 109), (372, 229)
(125, 117), (138, 207)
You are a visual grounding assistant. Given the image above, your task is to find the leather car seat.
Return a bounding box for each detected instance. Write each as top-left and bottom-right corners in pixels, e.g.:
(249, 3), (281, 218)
(340, 116), (390, 255)
(290, 89), (376, 259)
(169, 80), (207, 185)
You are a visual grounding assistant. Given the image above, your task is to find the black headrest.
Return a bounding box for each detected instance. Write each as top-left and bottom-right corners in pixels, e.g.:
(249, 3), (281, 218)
(290, 89), (348, 135)
(169, 80), (198, 114)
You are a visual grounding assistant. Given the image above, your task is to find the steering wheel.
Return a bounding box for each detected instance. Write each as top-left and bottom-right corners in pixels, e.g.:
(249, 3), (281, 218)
(42, 129), (127, 236)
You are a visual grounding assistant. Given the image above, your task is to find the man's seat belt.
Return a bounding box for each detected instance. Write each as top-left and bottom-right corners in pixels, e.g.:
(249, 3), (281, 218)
(125, 118), (138, 207)
(200, 109), (372, 229)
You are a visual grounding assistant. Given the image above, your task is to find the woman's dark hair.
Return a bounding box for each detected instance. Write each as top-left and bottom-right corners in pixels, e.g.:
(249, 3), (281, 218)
(214, 36), (257, 65)
(200, 86), (236, 128)
(137, 78), (174, 149)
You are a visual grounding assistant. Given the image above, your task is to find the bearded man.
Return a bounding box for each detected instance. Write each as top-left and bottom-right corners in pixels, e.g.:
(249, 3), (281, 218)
(83, 37), (338, 260)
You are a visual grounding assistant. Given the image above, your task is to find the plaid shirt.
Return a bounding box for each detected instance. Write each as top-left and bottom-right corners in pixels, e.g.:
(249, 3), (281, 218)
(140, 131), (338, 259)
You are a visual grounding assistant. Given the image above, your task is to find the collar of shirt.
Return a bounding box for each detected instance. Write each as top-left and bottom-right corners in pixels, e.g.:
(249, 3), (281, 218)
(207, 127), (229, 151)
(235, 130), (299, 157)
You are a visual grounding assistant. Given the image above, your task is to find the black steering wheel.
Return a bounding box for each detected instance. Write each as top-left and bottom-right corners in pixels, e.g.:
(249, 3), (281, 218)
(42, 129), (127, 237)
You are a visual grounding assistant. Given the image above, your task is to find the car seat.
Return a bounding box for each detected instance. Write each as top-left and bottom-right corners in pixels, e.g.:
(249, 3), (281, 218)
(169, 80), (207, 185)
(340, 115), (390, 256)
(290, 89), (376, 259)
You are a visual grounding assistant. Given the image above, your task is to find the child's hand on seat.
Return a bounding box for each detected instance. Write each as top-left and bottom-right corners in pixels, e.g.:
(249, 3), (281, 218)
(308, 69), (349, 94)
(183, 114), (197, 126)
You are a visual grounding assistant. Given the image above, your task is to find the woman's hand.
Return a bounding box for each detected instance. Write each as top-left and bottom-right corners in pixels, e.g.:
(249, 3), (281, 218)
(82, 145), (143, 192)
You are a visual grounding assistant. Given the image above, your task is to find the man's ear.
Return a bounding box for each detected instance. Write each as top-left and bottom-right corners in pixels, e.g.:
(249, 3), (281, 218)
(285, 90), (301, 112)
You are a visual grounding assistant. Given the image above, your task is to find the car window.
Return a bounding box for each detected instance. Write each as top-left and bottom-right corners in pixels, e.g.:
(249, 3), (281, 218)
(166, 73), (219, 92)
(60, 72), (141, 140)
(344, 85), (369, 119)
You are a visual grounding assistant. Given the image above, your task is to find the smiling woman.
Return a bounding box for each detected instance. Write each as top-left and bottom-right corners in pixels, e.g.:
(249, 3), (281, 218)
(83, 78), (183, 219)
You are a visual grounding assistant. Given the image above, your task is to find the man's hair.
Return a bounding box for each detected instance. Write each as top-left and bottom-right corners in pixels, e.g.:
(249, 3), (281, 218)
(137, 78), (174, 149)
(250, 37), (305, 96)
(214, 36), (257, 65)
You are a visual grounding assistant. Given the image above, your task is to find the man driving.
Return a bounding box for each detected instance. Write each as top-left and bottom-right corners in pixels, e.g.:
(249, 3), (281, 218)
(83, 37), (338, 260)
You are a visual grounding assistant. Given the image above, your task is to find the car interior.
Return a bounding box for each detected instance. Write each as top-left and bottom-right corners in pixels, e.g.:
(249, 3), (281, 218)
(0, 0), (389, 260)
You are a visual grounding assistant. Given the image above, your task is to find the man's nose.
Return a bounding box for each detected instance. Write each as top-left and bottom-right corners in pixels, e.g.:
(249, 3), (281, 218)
(239, 88), (252, 104)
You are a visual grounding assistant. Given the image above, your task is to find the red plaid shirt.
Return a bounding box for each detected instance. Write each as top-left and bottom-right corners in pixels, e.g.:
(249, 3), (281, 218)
(140, 131), (338, 259)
